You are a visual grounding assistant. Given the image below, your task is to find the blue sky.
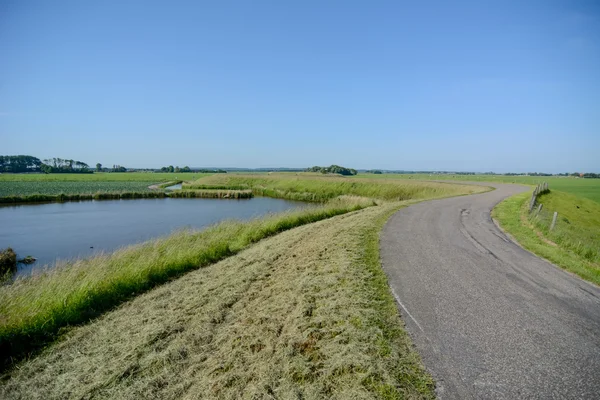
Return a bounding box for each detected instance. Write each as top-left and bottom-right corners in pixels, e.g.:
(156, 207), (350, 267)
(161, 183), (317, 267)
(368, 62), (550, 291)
(1, 0), (598, 172)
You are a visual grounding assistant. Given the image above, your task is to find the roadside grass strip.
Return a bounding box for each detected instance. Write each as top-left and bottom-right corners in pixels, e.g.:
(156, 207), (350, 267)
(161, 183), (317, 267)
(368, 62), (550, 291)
(492, 190), (600, 285)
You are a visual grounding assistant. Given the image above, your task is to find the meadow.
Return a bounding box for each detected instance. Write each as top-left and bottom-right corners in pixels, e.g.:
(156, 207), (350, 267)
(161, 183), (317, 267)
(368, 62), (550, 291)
(0, 175), (485, 398)
(0, 173), (209, 203)
(492, 190), (600, 285)
(1, 201), (439, 399)
(0, 181), (154, 197)
(184, 173), (477, 202)
(0, 172), (209, 182)
(358, 173), (600, 203)
(355, 172), (600, 285)
(4, 171), (596, 397)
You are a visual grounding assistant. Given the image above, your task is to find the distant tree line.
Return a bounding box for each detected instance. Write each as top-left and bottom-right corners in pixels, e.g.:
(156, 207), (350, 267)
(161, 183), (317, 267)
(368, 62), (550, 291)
(306, 165), (358, 176)
(365, 170), (383, 174)
(41, 158), (91, 173)
(0, 155), (93, 173)
(160, 165), (191, 173)
(0, 155), (43, 173)
(572, 172), (600, 179)
(158, 166), (226, 173)
(111, 165), (127, 172)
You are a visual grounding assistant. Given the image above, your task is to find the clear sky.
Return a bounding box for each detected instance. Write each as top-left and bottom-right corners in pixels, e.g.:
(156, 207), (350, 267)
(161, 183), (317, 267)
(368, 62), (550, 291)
(1, 0), (598, 172)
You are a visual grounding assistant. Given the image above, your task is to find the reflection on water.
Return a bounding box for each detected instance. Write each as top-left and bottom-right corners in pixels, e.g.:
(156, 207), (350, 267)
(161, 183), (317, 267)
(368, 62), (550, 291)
(0, 197), (308, 275)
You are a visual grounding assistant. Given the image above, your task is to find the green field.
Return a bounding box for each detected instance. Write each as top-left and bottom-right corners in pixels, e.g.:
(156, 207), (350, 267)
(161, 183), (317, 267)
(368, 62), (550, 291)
(492, 190), (600, 285)
(1, 201), (442, 399)
(185, 173), (483, 202)
(0, 172), (209, 182)
(356, 174), (600, 203)
(0, 175), (486, 398)
(365, 172), (600, 284)
(0, 173), (210, 202)
(0, 181), (155, 197)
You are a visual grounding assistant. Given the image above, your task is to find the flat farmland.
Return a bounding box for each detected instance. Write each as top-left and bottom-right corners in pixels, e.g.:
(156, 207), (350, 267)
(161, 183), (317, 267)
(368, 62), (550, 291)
(0, 172), (209, 182)
(0, 181), (155, 197)
(0, 173), (211, 197)
(356, 174), (600, 203)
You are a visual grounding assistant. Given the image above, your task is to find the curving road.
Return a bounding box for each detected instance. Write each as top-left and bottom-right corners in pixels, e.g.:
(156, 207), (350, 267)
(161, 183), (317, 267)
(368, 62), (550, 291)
(380, 183), (600, 399)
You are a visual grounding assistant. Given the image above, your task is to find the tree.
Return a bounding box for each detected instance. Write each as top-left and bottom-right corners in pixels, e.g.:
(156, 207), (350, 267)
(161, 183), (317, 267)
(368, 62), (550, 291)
(112, 165), (127, 172)
(168, 165), (174, 173)
(96, 163), (102, 172)
(0, 155), (43, 173)
(306, 164), (357, 176)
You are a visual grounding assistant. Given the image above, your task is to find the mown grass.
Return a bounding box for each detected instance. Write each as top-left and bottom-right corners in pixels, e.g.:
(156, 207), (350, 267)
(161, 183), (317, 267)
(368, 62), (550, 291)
(185, 173), (483, 202)
(0, 197), (374, 369)
(492, 190), (600, 285)
(360, 173), (600, 203)
(0, 174), (484, 397)
(0, 202), (435, 399)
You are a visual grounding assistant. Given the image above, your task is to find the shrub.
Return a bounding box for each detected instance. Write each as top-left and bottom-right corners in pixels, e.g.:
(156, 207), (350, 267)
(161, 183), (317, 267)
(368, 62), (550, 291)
(0, 248), (17, 275)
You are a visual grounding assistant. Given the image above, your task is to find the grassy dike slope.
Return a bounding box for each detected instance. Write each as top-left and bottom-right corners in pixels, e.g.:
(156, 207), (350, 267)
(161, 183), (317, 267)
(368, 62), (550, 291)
(1, 203), (436, 399)
(0, 198), (373, 366)
(492, 190), (600, 285)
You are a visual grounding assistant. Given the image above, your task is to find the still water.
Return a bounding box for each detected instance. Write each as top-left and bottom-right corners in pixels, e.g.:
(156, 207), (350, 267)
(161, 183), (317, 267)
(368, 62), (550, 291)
(0, 197), (308, 275)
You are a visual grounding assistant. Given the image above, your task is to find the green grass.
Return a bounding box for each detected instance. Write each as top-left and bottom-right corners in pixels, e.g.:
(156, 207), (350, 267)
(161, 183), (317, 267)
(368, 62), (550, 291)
(0, 181), (156, 197)
(0, 173), (211, 203)
(0, 191), (167, 204)
(169, 189), (254, 199)
(0, 174), (484, 397)
(0, 172), (210, 182)
(0, 202), (435, 399)
(0, 197), (374, 369)
(356, 173), (600, 203)
(492, 190), (600, 285)
(185, 173), (485, 202)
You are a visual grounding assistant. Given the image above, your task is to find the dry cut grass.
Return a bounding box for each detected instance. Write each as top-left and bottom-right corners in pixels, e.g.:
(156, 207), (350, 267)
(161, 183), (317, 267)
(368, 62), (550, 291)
(0, 203), (435, 399)
(0, 197), (374, 367)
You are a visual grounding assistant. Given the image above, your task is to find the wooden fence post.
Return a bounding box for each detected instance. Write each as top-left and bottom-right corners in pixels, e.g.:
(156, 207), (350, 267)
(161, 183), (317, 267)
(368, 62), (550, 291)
(529, 192), (536, 212)
(550, 211), (558, 231)
(536, 203), (543, 215)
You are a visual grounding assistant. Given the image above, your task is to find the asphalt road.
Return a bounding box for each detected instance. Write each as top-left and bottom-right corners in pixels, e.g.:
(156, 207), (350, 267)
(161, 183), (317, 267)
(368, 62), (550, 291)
(380, 183), (600, 399)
